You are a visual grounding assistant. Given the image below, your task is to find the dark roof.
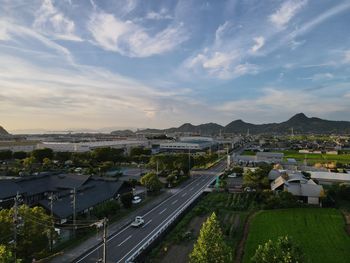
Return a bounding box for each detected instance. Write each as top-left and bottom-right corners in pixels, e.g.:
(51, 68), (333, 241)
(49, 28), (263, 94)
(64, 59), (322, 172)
(0, 180), (24, 199)
(1, 173), (91, 199)
(39, 179), (124, 219)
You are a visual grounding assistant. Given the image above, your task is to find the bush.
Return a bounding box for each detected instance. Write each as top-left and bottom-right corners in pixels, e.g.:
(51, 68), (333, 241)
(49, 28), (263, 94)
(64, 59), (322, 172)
(121, 192), (133, 209)
(92, 200), (120, 219)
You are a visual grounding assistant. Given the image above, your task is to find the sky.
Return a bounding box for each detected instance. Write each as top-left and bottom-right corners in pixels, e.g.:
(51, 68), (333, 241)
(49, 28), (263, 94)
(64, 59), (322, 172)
(1, 0), (350, 133)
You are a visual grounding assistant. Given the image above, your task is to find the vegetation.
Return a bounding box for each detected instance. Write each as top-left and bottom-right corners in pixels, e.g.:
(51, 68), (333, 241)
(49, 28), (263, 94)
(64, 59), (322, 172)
(140, 172), (163, 193)
(121, 192), (133, 209)
(189, 212), (231, 263)
(251, 235), (304, 263)
(0, 205), (55, 262)
(243, 208), (350, 263)
(243, 164), (272, 190)
(91, 200), (120, 219)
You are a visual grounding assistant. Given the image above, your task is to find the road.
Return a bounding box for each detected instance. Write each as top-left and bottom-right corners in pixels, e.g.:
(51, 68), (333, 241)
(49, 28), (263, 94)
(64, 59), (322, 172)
(73, 161), (227, 263)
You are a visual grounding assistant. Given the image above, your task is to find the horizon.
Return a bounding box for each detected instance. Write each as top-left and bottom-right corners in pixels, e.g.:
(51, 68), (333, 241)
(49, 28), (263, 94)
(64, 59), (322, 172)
(1, 0), (350, 132)
(4, 112), (349, 134)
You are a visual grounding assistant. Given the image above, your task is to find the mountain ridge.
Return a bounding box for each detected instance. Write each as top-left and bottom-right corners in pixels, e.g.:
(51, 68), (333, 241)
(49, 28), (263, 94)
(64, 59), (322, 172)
(0, 125), (9, 135)
(128, 113), (350, 135)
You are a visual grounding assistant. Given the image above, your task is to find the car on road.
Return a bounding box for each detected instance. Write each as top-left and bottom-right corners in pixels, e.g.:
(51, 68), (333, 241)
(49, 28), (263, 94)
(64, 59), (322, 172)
(132, 196), (142, 204)
(228, 173), (237, 178)
(131, 216), (144, 227)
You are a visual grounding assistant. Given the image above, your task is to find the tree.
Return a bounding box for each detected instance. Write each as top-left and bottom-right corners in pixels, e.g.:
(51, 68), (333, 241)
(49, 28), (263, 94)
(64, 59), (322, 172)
(22, 156), (35, 170)
(0, 245), (20, 263)
(31, 148), (53, 163)
(243, 168), (269, 190)
(189, 213), (231, 263)
(121, 192), (133, 208)
(251, 236), (304, 263)
(0, 150), (12, 160)
(42, 157), (52, 169)
(140, 172), (163, 192)
(13, 151), (27, 160)
(0, 205), (54, 261)
(91, 147), (124, 163)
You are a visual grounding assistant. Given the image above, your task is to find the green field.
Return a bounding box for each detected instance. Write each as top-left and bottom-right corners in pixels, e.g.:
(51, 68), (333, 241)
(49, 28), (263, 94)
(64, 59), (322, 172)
(243, 208), (350, 263)
(281, 150), (350, 164)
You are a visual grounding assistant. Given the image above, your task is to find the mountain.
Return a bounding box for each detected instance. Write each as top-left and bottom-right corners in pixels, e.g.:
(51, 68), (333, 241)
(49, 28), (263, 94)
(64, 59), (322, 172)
(0, 125), (9, 136)
(138, 113), (350, 135)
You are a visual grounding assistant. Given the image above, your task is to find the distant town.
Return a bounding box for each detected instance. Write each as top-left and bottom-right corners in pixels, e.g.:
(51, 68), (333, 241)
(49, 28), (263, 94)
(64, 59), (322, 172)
(0, 113), (349, 263)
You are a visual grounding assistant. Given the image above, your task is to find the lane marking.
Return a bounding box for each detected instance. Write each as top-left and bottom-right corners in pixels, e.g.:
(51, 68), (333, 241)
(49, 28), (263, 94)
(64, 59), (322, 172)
(190, 187), (194, 191)
(159, 208), (167, 215)
(182, 193), (187, 197)
(117, 235), (132, 247)
(118, 175), (218, 263)
(171, 200), (178, 205)
(142, 220), (152, 228)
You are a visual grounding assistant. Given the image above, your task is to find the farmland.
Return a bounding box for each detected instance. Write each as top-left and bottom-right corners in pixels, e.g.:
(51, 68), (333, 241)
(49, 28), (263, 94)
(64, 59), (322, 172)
(147, 192), (256, 262)
(243, 208), (350, 263)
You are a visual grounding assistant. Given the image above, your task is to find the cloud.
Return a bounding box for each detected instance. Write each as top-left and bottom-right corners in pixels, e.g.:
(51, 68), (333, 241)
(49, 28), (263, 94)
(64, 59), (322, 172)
(251, 36), (265, 53)
(88, 11), (188, 57)
(33, 0), (82, 41)
(145, 9), (173, 20)
(269, 0), (308, 28)
(344, 50), (350, 64)
(306, 73), (334, 82)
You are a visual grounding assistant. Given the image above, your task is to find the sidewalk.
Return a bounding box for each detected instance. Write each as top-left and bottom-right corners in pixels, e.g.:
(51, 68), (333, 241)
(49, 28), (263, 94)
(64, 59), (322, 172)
(50, 190), (172, 263)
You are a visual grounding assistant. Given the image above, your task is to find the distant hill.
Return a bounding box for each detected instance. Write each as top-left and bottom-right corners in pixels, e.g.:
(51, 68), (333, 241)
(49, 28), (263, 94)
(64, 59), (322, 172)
(138, 113), (350, 135)
(110, 129), (135, 136)
(0, 125), (9, 136)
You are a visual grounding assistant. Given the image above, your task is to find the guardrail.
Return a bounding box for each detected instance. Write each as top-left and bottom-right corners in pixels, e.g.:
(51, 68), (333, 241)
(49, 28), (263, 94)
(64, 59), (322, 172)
(124, 176), (217, 263)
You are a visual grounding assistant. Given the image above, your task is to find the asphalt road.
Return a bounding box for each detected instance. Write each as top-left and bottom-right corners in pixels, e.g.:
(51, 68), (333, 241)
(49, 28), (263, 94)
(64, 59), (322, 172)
(74, 161), (227, 263)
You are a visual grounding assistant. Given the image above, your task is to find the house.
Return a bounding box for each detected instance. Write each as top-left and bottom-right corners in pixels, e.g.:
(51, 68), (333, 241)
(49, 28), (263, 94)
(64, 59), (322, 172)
(256, 152), (284, 163)
(0, 173), (130, 221)
(308, 171), (350, 185)
(271, 172), (323, 205)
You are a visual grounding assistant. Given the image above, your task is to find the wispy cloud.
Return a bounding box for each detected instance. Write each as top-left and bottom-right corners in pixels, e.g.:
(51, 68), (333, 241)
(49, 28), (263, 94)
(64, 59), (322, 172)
(251, 36), (265, 53)
(33, 0), (82, 41)
(269, 0), (308, 29)
(88, 11), (188, 57)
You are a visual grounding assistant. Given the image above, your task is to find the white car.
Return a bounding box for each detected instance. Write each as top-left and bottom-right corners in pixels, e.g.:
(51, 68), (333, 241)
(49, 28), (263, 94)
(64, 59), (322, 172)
(228, 173), (237, 178)
(131, 216), (144, 227)
(132, 196), (142, 204)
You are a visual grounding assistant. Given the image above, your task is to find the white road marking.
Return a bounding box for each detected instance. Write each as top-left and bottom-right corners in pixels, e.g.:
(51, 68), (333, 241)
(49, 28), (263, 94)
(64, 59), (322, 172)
(117, 235), (132, 247)
(159, 208), (167, 215)
(182, 193), (187, 197)
(142, 220), (152, 228)
(190, 187), (194, 191)
(172, 200), (178, 205)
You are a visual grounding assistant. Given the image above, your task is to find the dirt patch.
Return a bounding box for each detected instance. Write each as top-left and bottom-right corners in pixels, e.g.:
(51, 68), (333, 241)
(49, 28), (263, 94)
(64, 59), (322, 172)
(343, 210), (350, 236)
(159, 216), (207, 263)
(234, 211), (259, 263)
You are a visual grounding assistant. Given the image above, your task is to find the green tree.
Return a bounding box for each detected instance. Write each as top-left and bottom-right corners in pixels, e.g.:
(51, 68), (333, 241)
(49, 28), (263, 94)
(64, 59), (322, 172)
(42, 157), (52, 169)
(92, 147), (124, 163)
(22, 156), (35, 170)
(0, 205), (54, 261)
(121, 192), (133, 208)
(13, 151), (27, 160)
(243, 168), (269, 190)
(189, 212), (231, 263)
(0, 150), (12, 160)
(251, 235), (304, 263)
(31, 148), (53, 163)
(140, 172), (163, 192)
(0, 245), (20, 263)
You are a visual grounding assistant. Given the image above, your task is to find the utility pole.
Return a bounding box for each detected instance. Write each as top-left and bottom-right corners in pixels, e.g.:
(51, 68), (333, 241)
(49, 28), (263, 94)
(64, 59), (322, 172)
(13, 191), (20, 263)
(71, 188), (77, 238)
(188, 148), (191, 176)
(49, 192), (56, 251)
(103, 218), (107, 263)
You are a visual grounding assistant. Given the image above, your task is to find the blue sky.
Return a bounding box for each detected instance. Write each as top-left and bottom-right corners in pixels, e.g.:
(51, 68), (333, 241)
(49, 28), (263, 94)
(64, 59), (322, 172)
(1, 0), (350, 132)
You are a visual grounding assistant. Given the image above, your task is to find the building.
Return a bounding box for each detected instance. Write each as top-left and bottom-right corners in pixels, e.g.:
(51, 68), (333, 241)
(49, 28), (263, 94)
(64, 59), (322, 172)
(160, 137), (216, 152)
(308, 171), (350, 185)
(256, 152), (284, 163)
(0, 173), (130, 222)
(271, 172), (323, 205)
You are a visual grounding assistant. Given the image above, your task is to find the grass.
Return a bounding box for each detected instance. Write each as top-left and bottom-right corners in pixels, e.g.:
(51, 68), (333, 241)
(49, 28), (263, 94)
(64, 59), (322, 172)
(243, 208), (350, 263)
